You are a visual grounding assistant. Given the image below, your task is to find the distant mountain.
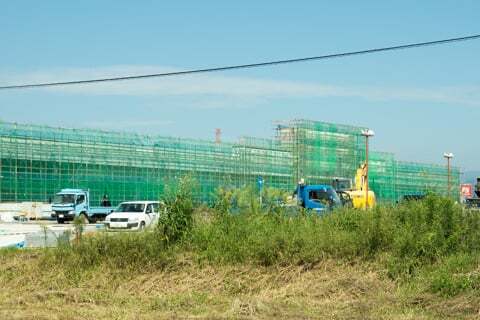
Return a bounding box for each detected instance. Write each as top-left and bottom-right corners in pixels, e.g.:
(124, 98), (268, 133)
(462, 171), (480, 184)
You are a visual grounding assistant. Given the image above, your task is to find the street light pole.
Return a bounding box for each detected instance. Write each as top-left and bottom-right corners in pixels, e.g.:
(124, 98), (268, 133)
(443, 152), (454, 198)
(361, 129), (375, 209)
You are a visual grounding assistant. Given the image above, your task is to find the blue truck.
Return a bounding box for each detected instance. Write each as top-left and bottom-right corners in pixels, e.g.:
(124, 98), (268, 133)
(465, 178), (480, 209)
(51, 189), (115, 224)
(294, 183), (342, 213)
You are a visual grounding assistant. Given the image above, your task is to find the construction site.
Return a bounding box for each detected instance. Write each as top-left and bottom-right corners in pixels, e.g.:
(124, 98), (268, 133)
(0, 118), (460, 207)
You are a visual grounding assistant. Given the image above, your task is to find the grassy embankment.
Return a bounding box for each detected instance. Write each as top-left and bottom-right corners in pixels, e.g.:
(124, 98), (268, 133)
(1, 179), (480, 319)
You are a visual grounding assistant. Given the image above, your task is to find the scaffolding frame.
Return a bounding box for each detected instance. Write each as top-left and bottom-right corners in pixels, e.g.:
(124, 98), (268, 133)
(276, 119), (460, 203)
(0, 120), (460, 204)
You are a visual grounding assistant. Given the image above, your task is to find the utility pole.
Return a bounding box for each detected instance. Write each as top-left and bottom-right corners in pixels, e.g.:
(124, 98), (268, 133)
(443, 152), (454, 198)
(361, 129), (375, 209)
(215, 128), (222, 144)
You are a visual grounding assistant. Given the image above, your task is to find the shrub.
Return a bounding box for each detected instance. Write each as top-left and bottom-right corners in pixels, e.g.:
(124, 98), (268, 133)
(385, 195), (479, 279)
(213, 185), (290, 216)
(44, 231), (171, 272)
(41, 187), (480, 299)
(156, 175), (198, 244)
(427, 253), (480, 296)
(191, 192), (480, 280)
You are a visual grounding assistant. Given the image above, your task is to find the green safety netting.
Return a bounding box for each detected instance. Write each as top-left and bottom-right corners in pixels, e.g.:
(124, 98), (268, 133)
(0, 120), (460, 205)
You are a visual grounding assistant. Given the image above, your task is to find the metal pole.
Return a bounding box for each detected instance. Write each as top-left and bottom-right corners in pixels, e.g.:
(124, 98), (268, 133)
(443, 153), (453, 199)
(447, 157), (451, 198)
(365, 136), (369, 209)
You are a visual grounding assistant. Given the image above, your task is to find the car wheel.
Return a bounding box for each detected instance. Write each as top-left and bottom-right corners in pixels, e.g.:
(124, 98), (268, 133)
(139, 221), (146, 231)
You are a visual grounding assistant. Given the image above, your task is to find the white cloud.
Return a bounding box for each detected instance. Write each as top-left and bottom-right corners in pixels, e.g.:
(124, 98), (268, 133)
(1, 65), (479, 107)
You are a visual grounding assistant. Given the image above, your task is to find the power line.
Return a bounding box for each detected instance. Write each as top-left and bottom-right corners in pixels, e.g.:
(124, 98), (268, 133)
(1, 34), (479, 90)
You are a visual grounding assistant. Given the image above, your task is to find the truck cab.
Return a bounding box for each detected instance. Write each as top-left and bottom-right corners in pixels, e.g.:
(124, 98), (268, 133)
(295, 184), (342, 213)
(51, 189), (113, 223)
(465, 178), (480, 209)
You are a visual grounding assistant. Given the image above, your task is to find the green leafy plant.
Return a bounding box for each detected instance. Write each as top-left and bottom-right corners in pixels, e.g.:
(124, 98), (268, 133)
(157, 175), (198, 244)
(40, 191), (480, 298)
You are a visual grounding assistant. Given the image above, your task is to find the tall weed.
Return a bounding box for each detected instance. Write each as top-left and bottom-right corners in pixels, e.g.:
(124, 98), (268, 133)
(157, 175), (198, 244)
(42, 185), (480, 296)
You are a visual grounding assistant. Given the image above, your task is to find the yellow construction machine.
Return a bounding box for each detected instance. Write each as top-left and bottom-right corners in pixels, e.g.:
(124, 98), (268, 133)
(333, 163), (376, 209)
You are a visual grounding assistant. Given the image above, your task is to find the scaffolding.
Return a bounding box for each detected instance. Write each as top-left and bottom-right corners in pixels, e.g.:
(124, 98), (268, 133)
(0, 122), (291, 205)
(0, 120), (460, 205)
(276, 119), (365, 186)
(395, 161), (460, 199)
(276, 119), (460, 203)
(369, 151), (396, 202)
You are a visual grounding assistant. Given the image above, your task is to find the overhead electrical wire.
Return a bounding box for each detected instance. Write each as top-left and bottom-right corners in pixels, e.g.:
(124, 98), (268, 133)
(0, 34), (479, 90)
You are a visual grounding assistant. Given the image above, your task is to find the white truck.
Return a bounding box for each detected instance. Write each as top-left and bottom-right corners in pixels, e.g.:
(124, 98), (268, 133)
(104, 201), (161, 231)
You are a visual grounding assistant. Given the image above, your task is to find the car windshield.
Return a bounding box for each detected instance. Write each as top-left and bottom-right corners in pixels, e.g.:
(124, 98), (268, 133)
(115, 203), (145, 213)
(309, 189), (341, 207)
(53, 194), (75, 204)
(333, 179), (351, 191)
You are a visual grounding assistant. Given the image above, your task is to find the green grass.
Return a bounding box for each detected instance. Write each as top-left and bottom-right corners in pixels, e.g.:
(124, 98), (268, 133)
(49, 192), (480, 280)
(1, 184), (480, 319)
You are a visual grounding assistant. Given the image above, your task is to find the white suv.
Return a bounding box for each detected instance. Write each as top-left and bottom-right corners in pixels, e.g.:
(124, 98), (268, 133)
(104, 201), (161, 231)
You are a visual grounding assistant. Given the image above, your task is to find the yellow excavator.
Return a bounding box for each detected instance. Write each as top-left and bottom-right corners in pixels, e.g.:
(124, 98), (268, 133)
(333, 163), (376, 209)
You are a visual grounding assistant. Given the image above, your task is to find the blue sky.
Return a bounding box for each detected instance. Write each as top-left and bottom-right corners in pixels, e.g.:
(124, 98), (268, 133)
(1, 1), (479, 171)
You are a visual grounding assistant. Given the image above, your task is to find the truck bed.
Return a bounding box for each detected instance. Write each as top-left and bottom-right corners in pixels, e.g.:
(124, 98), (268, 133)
(89, 207), (114, 217)
(89, 207), (114, 213)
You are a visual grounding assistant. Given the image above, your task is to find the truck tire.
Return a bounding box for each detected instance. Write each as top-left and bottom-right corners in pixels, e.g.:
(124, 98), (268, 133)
(139, 221), (146, 231)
